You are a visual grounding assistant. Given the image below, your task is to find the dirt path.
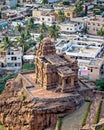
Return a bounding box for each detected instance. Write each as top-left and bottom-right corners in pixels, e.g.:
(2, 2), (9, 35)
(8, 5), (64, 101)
(61, 103), (88, 130)
(83, 94), (102, 129)
(100, 99), (104, 119)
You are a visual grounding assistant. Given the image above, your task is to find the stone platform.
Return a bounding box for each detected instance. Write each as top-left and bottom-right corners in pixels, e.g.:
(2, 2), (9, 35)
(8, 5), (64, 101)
(21, 72), (81, 102)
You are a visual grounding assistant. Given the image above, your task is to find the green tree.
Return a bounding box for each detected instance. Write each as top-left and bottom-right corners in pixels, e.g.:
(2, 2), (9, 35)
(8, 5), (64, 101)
(15, 3), (21, 8)
(48, 24), (60, 41)
(95, 79), (104, 91)
(39, 22), (47, 34)
(42, 0), (48, 4)
(56, 10), (65, 23)
(17, 32), (27, 53)
(25, 30), (31, 39)
(37, 33), (45, 43)
(100, 127), (104, 130)
(97, 28), (104, 36)
(27, 17), (35, 31)
(1, 36), (13, 50)
(16, 24), (24, 34)
(75, 0), (84, 16)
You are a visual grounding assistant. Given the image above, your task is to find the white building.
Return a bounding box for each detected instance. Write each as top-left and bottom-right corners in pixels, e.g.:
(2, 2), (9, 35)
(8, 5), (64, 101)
(40, 14), (56, 25)
(59, 22), (84, 33)
(55, 36), (104, 77)
(35, 0), (59, 3)
(6, 47), (22, 71)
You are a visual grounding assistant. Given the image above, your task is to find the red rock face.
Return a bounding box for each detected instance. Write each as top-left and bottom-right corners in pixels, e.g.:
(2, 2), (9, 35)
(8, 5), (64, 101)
(0, 75), (82, 130)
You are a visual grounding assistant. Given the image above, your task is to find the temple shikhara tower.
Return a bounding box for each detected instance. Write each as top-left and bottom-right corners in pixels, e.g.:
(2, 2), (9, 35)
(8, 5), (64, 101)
(35, 37), (79, 92)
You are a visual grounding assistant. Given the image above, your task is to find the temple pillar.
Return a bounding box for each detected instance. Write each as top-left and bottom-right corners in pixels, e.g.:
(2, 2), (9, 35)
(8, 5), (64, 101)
(68, 77), (71, 86)
(62, 78), (66, 91)
(70, 77), (74, 88)
(58, 76), (61, 85)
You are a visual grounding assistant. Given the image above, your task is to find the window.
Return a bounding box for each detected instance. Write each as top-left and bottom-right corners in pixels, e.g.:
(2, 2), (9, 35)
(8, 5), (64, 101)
(42, 18), (44, 20)
(91, 68), (93, 72)
(67, 28), (69, 30)
(98, 24), (100, 26)
(11, 57), (17, 60)
(66, 78), (69, 84)
(15, 63), (17, 67)
(67, 13), (70, 16)
(48, 18), (50, 21)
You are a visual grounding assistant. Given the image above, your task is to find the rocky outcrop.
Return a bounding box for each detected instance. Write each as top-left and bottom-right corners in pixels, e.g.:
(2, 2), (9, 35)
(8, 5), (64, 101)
(0, 75), (83, 130)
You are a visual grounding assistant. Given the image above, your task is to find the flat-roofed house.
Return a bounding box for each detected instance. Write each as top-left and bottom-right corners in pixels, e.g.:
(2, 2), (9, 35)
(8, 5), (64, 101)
(87, 58), (104, 81)
(6, 47), (22, 71)
(85, 15), (104, 35)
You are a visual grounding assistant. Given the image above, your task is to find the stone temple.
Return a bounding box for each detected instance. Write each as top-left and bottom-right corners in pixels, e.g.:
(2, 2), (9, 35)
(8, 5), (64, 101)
(35, 37), (79, 92)
(0, 38), (84, 130)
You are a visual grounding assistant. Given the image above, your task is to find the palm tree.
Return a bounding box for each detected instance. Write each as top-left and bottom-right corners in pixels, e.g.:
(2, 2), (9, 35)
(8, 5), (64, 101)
(48, 24), (60, 41)
(16, 24), (24, 34)
(74, 0), (84, 16)
(56, 10), (65, 23)
(37, 33), (45, 43)
(27, 17), (35, 31)
(25, 30), (31, 39)
(1, 36), (13, 50)
(16, 32), (27, 54)
(97, 28), (104, 36)
(39, 22), (47, 34)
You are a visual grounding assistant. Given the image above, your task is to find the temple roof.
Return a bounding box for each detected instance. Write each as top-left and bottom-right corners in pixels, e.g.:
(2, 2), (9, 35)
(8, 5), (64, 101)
(57, 66), (74, 77)
(36, 37), (56, 56)
(45, 54), (68, 66)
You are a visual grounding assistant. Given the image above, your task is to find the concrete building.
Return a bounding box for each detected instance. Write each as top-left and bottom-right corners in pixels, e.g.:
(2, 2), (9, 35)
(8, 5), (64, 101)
(40, 14), (56, 24)
(96, 0), (104, 6)
(0, 20), (9, 30)
(55, 7), (76, 20)
(32, 9), (43, 19)
(87, 58), (104, 81)
(0, 47), (6, 66)
(85, 15), (104, 35)
(35, 0), (59, 3)
(55, 36), (104, 80)
(6, 47), (22, 71)
(64, 7), (76, 19)
(59, 22), (84, 33)
(32, 8), (54, 19)
(1, 9), (24, 21)
(65, 36), (104, 59)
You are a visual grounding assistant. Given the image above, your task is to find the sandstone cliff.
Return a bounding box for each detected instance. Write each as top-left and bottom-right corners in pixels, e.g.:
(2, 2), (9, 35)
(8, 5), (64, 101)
(0, 75), (83, 130)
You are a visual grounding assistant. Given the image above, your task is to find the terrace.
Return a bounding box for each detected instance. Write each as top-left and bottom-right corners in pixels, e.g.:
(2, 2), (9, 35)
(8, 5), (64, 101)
(66, 44), (101, 58)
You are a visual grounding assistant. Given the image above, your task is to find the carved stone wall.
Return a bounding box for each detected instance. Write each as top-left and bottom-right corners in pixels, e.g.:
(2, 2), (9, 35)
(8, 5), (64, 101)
(35, 38), (79, 90)
(36, 38), (56, 57)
